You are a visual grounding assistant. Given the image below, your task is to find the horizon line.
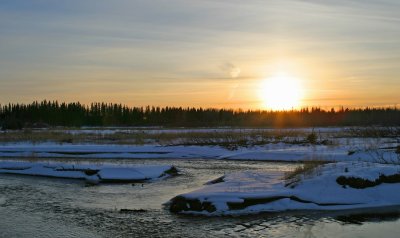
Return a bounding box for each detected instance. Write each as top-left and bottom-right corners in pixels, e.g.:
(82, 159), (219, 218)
(1, 100), (399, 112)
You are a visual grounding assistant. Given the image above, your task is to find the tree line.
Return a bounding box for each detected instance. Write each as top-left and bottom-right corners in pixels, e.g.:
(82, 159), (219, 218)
(1, 100), (400, 129)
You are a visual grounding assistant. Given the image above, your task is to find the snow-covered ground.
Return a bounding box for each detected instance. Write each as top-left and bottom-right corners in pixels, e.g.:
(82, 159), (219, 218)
(167, 162), (400, 215)
(0, 161), (177, 184)
(1, 127), (399, 217)
(0, 143), (227, 159)
(44, 126), (348, 135)
(0, 141), (398, 163)
(1, 126), (398, 163)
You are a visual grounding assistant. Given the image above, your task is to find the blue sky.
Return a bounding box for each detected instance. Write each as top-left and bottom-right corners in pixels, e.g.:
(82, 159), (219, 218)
(1, 0), (400, 108)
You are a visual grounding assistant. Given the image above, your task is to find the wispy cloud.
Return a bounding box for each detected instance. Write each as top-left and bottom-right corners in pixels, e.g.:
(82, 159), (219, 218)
(220, 62), (241, 79)
(0, 0), (400, 108)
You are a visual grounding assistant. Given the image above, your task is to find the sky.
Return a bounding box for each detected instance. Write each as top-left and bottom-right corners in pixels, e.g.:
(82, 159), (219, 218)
(1, 0), (400, 109)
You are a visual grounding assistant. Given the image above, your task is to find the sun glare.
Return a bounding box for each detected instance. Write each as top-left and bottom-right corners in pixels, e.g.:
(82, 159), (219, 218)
(259, 73), (303, 110)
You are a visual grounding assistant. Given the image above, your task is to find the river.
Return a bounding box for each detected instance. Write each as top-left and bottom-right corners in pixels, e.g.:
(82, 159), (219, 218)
(1, 159), (399, 237)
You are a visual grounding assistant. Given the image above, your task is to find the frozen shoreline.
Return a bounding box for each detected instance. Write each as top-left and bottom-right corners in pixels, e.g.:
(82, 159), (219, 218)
(0, 142), (398, 163)
(0, 161), (177, 183)
(167, 162), (400, 215)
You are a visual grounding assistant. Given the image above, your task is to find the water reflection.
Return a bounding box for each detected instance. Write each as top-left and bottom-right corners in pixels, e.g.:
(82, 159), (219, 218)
(335, 209), (400, 225)
(1, 158), (400, 237)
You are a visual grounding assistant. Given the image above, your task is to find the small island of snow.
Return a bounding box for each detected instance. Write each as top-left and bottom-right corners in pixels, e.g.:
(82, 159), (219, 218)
(0, 161), (178, 184)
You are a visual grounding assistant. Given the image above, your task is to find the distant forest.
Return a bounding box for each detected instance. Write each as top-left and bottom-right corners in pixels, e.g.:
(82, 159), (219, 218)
(1, 100), (400, 129)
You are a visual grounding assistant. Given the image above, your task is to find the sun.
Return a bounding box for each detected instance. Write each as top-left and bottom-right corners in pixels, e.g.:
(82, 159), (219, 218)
(259, 73), (303, 110)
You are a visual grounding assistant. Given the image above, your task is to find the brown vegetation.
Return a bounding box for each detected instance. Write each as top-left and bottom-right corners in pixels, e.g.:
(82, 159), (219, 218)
(284, 158), (327, 188)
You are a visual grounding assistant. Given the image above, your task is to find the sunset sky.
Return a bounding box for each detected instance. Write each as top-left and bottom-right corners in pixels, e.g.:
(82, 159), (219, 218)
(1, 0), (400, 109)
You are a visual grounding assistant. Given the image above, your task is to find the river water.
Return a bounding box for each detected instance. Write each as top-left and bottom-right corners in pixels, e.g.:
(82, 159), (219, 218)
(1, 159), (399, 238)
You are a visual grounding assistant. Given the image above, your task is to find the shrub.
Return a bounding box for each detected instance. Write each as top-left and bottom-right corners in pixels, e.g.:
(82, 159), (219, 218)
(337, 173), (400, 189)
(306, 131), (318, 144)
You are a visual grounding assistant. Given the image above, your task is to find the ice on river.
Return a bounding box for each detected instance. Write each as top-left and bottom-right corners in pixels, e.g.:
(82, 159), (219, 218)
(0, 161), (176, 183)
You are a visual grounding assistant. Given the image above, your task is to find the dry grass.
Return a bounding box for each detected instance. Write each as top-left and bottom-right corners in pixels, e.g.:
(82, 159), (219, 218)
(344, 126), (400, 138)
(0, 129), (314, 148)
(284, 158), (327, 188)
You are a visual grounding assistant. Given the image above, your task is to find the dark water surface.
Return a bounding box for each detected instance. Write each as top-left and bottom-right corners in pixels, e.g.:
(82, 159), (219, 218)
(1, 159), (399, 238)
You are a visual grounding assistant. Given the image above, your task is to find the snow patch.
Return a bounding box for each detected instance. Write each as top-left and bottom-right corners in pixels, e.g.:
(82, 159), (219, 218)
(0, 161), (177, 183)
(168, 162), (400, 215)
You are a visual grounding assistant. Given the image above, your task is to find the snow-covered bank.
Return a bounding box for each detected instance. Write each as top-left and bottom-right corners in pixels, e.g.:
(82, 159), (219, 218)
(167, 162), (400, 215)
(0, 143), (227, 159)
(39, 126), (349, 135)
(0, 142), (398, 163)
(0, 161), (178, 183)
